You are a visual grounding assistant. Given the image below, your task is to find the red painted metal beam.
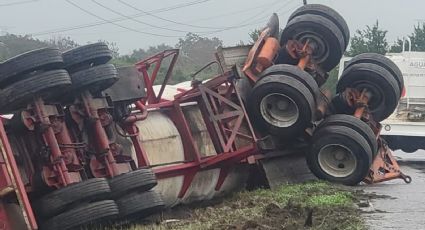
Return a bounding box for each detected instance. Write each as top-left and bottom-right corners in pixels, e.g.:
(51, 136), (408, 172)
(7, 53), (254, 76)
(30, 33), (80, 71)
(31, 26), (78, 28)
(127, 125), (150, 167)
(153, 161), (200, 179)
(0, 152), (12, 193)
(0, 119), (37, 230)
(81, 92), (120, 177)
(132, 49), (260, 198)
(153, 146), (258, 180)
(33, 98), (71, 187)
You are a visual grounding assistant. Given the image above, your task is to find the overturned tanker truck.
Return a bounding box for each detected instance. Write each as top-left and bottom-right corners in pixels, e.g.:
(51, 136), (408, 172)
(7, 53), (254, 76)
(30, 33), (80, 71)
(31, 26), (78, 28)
(0, 4), (410, 230)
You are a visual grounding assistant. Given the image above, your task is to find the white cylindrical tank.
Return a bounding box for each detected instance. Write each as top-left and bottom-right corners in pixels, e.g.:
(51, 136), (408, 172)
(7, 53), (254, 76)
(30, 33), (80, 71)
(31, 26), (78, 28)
(132, 104), (248, 207)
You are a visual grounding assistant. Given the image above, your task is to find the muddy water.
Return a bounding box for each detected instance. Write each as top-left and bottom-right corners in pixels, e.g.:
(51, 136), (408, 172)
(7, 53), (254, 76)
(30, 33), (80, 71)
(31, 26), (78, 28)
(361, 150), (425, 230)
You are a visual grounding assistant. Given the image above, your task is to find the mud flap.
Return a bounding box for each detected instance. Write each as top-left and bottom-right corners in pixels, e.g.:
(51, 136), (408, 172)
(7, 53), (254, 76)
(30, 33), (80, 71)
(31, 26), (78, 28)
(260, 152), (315, 189)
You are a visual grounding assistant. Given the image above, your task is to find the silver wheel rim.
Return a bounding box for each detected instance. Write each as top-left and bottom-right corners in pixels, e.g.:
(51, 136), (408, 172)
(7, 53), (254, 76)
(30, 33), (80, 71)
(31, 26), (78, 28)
(318, 144), (357, 178)
(260, 93), (299, 128)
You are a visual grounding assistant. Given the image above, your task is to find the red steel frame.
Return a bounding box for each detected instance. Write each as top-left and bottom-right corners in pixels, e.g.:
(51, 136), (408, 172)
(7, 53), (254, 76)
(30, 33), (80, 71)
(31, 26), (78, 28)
(122, 50), (259, 198)
(0, 118), (37, 230)
(80, 91), (121, 178)
(0, 45), (411, 230)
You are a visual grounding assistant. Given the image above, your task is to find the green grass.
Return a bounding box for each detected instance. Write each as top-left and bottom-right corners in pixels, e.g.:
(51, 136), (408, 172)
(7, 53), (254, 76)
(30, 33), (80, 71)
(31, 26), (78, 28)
(96, 181), (364, 230)
(247, 181), (353, 208)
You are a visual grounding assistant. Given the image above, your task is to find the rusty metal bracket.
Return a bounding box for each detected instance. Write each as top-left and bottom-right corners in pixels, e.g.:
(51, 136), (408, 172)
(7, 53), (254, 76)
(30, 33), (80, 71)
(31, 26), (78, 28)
(242, 28), (280, 83)
(364, 140), (411, 184)
(342, 87), (411, 184)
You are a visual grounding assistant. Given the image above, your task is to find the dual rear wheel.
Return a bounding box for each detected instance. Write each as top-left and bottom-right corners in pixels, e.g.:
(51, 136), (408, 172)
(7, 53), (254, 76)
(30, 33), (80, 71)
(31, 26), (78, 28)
(0, 44), (164, 229)
(308, 53), (403, 184)
(280, 4), (349, 71)
(248, 65), (318, 137)
(336, 53), (403, 121)
(250, 5), (402, 185)
(249, 4), (351, 137)
(35, 44), (164, 229)
(35, 170), (164, 230)
(307, 115), (377, 185)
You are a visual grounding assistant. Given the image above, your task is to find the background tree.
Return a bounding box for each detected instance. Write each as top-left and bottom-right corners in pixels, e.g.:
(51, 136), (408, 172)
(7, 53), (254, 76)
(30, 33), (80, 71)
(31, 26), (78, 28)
(113, 33), (224, 84)
(176, 32), (222, 67)
(98, 40), (120, 58)
(0, 34), (47, 60)
(390, 23), (425, 52)
(388, 39), (403, 53)
(409, 23), (425, 51)
(320, 67), (339, 94)
(48, 36), (79, 51)
(346, 20), (388, 56)
(131, 43), (174, 61)
(248, 29), (261, 44)
(321, 21), (388, 94)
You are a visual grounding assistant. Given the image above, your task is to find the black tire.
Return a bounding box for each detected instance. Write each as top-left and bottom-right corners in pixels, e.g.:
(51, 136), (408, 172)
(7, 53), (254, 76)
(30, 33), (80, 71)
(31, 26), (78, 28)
(260, 64), (320, 97)
(345, 53), (404, 92)
(0, 48), (63, 87)
(307, 125), (372, 185)
(69, 63), (118, 95)
(337, 63), (400, 121)
(288, 4), (350, 49)
(0, 70), (71, 114)
(248, 74), (315, 137)
(116, 190), (165, 220)
(329, 93), (354, 115)
(41, 200), (119, 230)
(317, 114), (378, 157)
(63, 42), (113, 73)
(33, 178), (111, 219)
(266, 13), (280, 39)
(275, 46), (299, 66)
(109, 169), (157, 198)
(280, 14), (345, 71)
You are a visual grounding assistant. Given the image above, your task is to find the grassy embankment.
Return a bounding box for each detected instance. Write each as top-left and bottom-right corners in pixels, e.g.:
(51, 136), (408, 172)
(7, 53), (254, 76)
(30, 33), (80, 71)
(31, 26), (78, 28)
(93, 181), (364, 230)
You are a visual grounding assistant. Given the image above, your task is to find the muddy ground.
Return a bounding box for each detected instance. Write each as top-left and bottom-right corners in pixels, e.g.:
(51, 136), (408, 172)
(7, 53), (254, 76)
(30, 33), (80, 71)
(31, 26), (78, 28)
(90, 151), (425, 230)
(97, 181), (364, 230)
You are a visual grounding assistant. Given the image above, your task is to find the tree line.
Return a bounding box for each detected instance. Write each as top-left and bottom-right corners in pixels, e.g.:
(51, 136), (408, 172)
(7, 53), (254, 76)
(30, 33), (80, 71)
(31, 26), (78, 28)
(322, 20), (425, 92)
(0, 32), (223, 85)
(1, 21), (425, 87)
(348, 20), (425, 55)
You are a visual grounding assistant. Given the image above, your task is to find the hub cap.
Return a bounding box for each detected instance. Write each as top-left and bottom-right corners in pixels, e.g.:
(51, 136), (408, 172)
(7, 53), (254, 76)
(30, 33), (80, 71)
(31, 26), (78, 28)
(260, 93), (299, 128)
(318, 144), (357, 177)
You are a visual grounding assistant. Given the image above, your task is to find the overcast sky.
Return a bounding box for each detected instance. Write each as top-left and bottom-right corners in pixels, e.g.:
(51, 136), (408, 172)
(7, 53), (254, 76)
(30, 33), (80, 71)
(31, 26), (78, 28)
(0, 0), (421, 54)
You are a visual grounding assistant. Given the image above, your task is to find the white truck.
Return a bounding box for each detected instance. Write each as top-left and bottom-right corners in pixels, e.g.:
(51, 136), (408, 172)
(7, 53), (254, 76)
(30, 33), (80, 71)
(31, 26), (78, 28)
(339, 40), (425, 152)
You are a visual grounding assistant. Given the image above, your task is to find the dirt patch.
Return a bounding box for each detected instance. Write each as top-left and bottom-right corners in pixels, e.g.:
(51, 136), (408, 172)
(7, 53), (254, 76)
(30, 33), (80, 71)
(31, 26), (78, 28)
(99, 181), (365, 230)
(352, 189), (395, 200)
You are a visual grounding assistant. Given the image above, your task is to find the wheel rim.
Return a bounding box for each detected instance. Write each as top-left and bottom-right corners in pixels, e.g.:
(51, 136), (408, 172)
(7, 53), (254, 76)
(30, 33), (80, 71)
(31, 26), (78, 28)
(260, 93), (299, 128)
(296, 32), (329, 64)
(350, 81), (389, 115)
(318, 144), (357, 178)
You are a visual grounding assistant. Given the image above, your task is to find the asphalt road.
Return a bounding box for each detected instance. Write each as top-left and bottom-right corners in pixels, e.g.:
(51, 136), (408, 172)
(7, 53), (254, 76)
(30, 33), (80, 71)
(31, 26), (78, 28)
(360, 150), (425, 230)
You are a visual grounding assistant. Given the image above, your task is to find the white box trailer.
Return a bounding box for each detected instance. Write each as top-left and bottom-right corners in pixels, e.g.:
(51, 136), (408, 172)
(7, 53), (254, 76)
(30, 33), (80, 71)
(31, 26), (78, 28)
(339, 44), (425, 152)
